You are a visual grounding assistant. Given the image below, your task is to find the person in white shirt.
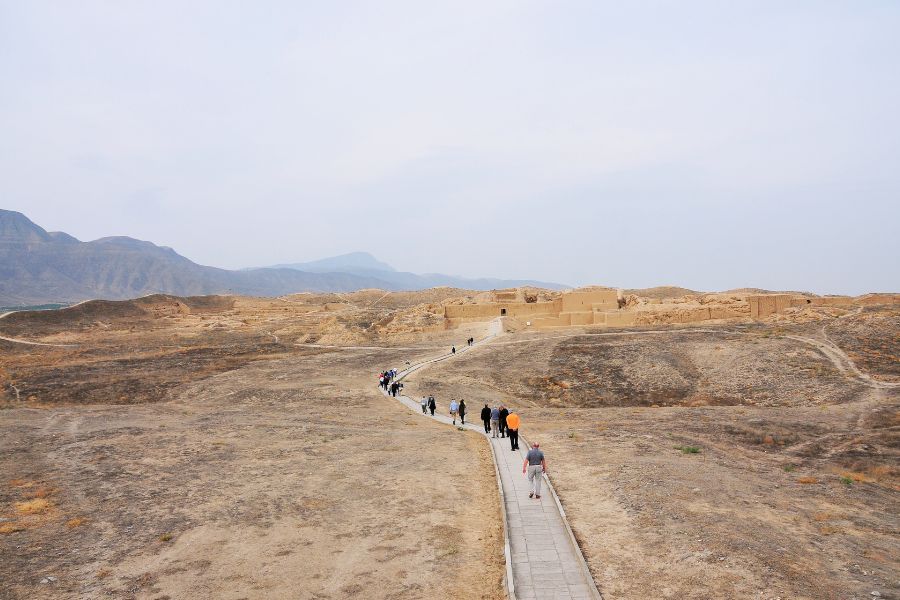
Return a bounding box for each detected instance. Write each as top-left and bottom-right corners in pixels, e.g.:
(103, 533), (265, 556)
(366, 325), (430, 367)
(449, 399), (459, 425)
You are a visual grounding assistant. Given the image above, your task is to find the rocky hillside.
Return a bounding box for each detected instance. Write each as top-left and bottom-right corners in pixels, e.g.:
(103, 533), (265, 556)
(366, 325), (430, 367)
(0, 210), (396, 305)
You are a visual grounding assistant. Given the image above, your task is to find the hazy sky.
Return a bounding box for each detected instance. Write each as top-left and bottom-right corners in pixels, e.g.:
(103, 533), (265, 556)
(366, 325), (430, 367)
(2, 1), (898, 294)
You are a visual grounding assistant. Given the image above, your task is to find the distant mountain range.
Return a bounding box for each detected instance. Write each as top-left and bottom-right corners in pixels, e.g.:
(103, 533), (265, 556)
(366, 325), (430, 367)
(0, 210), (565, 306)
(262, 252), (566, 294)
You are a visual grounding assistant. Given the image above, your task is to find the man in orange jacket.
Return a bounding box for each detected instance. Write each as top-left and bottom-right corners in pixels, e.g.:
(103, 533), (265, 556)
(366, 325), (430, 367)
(505, 411), (520, 451)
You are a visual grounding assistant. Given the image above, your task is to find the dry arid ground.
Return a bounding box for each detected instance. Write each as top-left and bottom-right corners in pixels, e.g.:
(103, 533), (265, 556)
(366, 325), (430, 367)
(406, 305), (900, 600)
(0, 294), (503, 600)
(1, 291), (898, 600)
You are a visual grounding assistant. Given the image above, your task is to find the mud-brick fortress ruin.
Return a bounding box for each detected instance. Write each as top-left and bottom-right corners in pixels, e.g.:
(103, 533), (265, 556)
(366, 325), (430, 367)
(445, 289), (632, 328)
(444, 288), (897, 330)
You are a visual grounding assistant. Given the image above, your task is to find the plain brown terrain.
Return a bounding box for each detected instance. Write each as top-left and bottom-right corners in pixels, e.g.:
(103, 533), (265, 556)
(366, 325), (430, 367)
(406, 305), (900, 600)
(0, 294), (502, 600)
(1, 291), (898, 600)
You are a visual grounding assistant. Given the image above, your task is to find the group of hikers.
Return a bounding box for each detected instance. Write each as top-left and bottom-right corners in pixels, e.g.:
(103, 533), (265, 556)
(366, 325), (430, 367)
(377, 343), (548, 500)
(480, 404), (520, 450)
(378, 369), (403, 397)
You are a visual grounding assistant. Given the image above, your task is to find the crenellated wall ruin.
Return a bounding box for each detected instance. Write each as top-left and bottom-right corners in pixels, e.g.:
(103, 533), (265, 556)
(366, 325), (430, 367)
(444, 289), (889, 330)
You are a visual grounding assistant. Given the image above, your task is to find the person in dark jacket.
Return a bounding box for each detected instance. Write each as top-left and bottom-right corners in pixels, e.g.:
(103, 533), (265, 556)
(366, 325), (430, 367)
(458, 399), (467, 425)
(499, 405), (509, 438)
(428, 396), (436, 416)
(480, 404), (491, 433)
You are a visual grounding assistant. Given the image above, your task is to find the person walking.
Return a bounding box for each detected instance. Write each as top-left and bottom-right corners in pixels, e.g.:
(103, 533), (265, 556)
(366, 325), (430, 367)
(458, 399), (467, 425)
(449, 399), (459, 425)
(506, 411), (520, 451)
(421, 396), (428, 413)
(428, 395), (436, 416)
(522, 442), (546, 499)
(451, 346), (456, 354)
(480, 404), (491, 433)
(499, 405), (509, 438)
(490, 406), (500, 438)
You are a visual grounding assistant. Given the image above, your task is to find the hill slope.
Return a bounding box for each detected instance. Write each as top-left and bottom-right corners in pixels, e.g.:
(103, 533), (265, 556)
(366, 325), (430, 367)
(0, 210), (566, 304)
(0, 210), (396, 305)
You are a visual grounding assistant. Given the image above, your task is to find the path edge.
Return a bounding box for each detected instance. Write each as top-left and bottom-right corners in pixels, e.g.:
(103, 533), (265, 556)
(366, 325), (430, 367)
(520, 435), (604, 600)
(383, 384), (516, 600)
(484, 424), (518, 600)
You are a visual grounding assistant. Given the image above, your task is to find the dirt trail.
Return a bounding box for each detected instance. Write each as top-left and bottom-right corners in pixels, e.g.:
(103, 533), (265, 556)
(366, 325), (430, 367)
(495, 325), (897, 389)
(0, 312), (78, 348)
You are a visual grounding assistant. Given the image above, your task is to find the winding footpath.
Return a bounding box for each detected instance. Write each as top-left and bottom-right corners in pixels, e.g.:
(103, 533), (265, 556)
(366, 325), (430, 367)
(379, 316), (897, 598)
(0, 311), (77, 348)
(385, 320), (603, 600)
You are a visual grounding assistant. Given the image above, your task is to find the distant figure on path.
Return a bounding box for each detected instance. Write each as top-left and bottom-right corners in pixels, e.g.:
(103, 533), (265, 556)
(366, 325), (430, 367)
(490, 406), (500, 438)
(522, 443), (546, 499)
(498, 405), (509, 438)
(481, 404), (491, 433)
(506, 412), (520, 451)
(428, 396), (436, 416)
(421, 396), (428, 413)
(451, 346), (456, 354)
(458, 399), (467, 425)
(449, 399), (459, 424)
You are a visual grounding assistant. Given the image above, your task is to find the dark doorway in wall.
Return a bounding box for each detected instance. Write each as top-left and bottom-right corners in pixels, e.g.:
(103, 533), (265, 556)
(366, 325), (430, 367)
(500, 308), (507, 316)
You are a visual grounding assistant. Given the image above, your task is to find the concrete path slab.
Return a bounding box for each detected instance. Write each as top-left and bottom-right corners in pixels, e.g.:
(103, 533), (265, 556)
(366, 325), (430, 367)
(385, 322), (602, 600)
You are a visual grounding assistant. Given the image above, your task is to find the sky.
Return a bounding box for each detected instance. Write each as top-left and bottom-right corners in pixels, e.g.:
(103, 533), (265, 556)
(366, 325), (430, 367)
(1, 1), (898, 294)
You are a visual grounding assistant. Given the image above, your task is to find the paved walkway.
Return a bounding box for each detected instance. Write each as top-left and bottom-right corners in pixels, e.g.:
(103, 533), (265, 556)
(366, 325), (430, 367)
(386, 322), (601, 600)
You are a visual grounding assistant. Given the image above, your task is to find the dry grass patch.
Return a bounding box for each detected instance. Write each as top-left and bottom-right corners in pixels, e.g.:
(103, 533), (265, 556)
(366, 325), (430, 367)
(27, 486), (55, 499)
(797, 476), (819, 484)
(15, 498), (52, 515)
(0, 522), (25, 534)
(66, 516), (88, 528)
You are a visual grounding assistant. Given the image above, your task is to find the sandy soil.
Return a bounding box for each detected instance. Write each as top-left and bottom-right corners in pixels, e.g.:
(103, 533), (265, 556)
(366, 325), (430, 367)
(2, 291), (897, 600)
(406, 318), (900, 600)
(1, 349), (504, 599)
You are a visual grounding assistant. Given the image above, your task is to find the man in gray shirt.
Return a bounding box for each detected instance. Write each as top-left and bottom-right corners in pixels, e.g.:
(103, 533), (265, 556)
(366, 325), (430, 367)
(522, 443), (546, 499)
(490, 406), (501, 438)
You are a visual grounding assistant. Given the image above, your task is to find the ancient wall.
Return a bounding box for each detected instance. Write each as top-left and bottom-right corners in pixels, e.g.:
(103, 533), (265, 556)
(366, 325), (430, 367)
(603, 311), (637, 327)
(565, 312), (595, 326)
(749, 295), (789, 318)
(505, 299), (563, 317)
(447, 289), (897, 331)
(444, 304), (507, 319)
(750, 294), (859, 318)
(561, 290), (618, 312)
(531, 314), (572, 327)
(856, 294), (900, 305)
(444, 299), (562, 319)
